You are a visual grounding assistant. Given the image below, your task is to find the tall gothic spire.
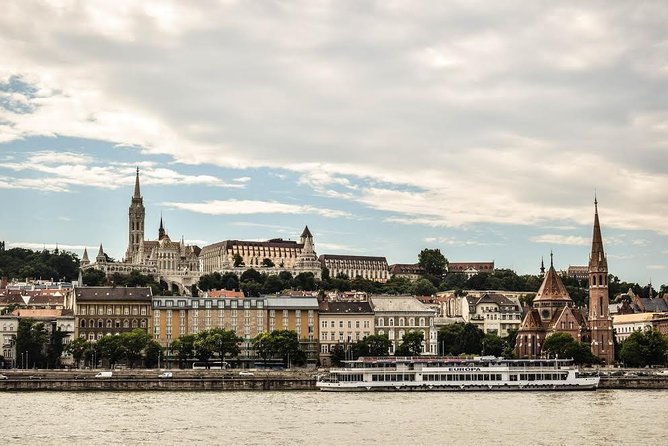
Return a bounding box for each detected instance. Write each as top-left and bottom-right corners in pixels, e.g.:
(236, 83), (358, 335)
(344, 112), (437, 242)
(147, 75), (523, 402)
(159, 214), (166, 240)
(134, 167), (141, 198)
(589, 197), (607, 269)
(540, 257), (545, 275)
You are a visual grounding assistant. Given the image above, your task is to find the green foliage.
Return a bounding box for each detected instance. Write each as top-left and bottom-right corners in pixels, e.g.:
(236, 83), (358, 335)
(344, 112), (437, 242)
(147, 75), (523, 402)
(233, 253), (244, 267)
(262, 258), (275, 267)
(395, 331), (424, 356)
(197, 328), (243, 367)
(0, 247), (80, 282)
(620, 330), (668, 367)
(46, 327), (69, 368)
(171, 334), (196, 368)
(418, 248), (448, 276)
(482, 334), (506, 357)
(82, 269), (106, 286)
(65, 337), (91, 368)
(252, 330), (305, 367)
(542, 332), (599, 365)
(329, 343), (346, 366)
(356, 334), (392, 356)
(438, 323), (484, 356)
(144, 339), (163, 368)
(293, 272), (316, 291)
(15, 319), (49, 368)
(412, 278), (437, 296)
(197, 272), (240, 292)
(262, 275), (285, 294)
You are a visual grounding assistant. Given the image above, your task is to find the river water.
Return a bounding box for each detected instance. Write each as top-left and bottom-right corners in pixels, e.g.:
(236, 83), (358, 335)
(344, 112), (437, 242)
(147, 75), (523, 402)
(2, 390), (666, 445)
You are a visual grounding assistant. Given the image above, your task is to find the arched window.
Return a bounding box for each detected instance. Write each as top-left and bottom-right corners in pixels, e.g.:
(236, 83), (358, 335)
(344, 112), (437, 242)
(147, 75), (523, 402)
(123, 320), (129, 328)
(80, 320), (86, 328)
(132, 320), (138, 328)
(399, 317), (405, 326)
(389, 318), (394, 326)
(115, 320), (121, 328)
(593, 275), (597, 286)
(377, 318), (384, 327)
(419, 317), (425, 326)
(399, 329), (405, 339)
(97, 319), (103, 328)
(140, 319), (147, 328)
(408, 317), (415, 326)
(106, 319), (112, 328)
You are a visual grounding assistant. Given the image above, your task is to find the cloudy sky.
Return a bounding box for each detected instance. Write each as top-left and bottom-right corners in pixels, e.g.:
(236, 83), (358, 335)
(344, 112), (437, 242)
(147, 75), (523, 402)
(1, 1), (667, 286)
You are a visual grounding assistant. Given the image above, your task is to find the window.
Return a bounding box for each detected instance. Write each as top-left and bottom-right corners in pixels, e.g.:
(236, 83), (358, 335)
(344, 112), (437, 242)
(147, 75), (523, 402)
(399, 317), (405, 326)
(378, 318), (384, 326)
(322, 320), (327, 328)
(355, 321), (360, 329)
(389, 318), (394, 326)
(339, 321), (344, 328)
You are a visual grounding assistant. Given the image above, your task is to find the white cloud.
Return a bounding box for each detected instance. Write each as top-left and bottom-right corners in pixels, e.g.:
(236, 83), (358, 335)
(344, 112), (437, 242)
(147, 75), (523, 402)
(0, 151), (245, 191)
(647, 264), (666, 270)
(162, 200), (352, 219)
(0, 1), (667, 235)
(424, 236), (492, 247)
(317, 242), (365, 254)
(530, 235), (590, 246)
(7, 241), (94, 253)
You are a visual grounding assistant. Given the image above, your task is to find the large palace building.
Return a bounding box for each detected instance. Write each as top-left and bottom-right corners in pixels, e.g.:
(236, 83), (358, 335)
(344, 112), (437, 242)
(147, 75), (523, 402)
(515, 200), (615, 363)
(199, 226), (322, 279)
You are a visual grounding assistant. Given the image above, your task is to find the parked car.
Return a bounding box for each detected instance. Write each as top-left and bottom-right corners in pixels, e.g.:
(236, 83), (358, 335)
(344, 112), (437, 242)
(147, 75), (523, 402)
(94, 371), (113, 378)
(239, 371), (254, 376)
(158, 372), (173, 379)
(0, 374), (8, 380)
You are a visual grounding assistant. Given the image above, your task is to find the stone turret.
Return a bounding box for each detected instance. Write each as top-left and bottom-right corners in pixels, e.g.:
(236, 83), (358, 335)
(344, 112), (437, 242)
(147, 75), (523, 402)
(96, 244), (107, 263)
(81, 247), (90, 267)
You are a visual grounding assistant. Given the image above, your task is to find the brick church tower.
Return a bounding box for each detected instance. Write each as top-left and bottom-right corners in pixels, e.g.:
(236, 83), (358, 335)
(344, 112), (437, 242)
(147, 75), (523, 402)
(588, 198), (614, 364)
(125, 168), (145, 262)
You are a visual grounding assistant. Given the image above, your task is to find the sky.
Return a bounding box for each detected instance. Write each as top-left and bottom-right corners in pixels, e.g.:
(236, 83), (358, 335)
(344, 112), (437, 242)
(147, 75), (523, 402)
(0, 1), (666, 286)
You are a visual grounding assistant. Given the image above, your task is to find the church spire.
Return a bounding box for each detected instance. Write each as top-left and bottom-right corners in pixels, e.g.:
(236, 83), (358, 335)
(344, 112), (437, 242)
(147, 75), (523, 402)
(159, 213), (166, 240)
(589, 197), (607, 269)
(134, 167), (141, 198)
(540, 257), (545, 275)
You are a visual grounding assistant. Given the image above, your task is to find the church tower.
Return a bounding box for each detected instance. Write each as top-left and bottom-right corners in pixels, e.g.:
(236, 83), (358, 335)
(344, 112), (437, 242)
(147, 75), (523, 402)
(588, 198), (614, 364)
(125, 167), (145, 262)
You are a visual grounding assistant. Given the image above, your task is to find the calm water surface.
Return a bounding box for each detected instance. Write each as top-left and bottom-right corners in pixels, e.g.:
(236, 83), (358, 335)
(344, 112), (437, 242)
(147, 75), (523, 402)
(2, 390), (666, 445)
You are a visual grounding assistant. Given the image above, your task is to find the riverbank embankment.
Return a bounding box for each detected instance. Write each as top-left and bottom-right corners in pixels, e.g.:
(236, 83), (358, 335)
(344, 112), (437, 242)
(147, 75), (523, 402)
(1, 369), (667, 391)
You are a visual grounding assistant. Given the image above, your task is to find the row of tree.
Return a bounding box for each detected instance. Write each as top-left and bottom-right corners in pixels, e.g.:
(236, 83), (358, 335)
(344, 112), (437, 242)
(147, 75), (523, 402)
(65, 329), (163, 369)
(14, 319), (69, 369)
(0, 247), (80, 283)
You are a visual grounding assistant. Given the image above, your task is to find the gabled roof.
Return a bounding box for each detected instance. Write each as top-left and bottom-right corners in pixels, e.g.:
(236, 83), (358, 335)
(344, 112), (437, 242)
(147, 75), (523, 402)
(519, 309), (545, 331)
(476, 293), (515, 307)
(370, 296), (434, 313)
(533, 264), (572, 302)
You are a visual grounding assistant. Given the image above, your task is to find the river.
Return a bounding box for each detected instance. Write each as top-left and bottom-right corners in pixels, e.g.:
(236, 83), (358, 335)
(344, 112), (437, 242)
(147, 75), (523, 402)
(2, 390), (666, 445)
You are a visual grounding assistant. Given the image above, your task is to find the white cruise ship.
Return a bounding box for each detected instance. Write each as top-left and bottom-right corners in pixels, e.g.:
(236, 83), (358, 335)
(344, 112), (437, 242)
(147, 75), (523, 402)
(316, 356), (599, 391)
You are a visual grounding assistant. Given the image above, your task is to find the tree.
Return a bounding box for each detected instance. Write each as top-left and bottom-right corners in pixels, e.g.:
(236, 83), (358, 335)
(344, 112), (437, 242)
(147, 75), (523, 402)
(329, 344), (346, 366)
(193, 332), (215, 367)
(418, 248), (448, 276)
(620, 330), (668, 367)
(252, 330), (305, 367)
(437, 323), (484, 356)
(66, 337), (90, 368)
(15, 319), (49, 368)
(96, 335), (125, 368)
(542, 333), (599, 365)
(122, 329), (151, 368)
(233, 253), (244, 267)
(293, 272), (316, 291)
(203, 328), (243, 367)
(46, 326), (69, 368)
(262, 275), (285, 294)
(240, 268), (263, 283)
(395, 331), (424, 356)
(412, 278), (437, 296)
(144, 339), (163, 368)
(482, 334), (506, 357)
(361, 334), (392, 356)
(82, 268), (107, 286)
(171, 334), (196, 369)
(262, 258), (275, 267)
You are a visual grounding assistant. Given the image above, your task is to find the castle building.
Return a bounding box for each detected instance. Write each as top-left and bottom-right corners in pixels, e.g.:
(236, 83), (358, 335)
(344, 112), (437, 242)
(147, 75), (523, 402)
(319, 255), (389, 282)
(199, 226), (322, 279)
(514, 255), (589, 359)
(588, 199), (615, 363)
(82, 169), (201, 294)
(123, 169), (200, 273)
